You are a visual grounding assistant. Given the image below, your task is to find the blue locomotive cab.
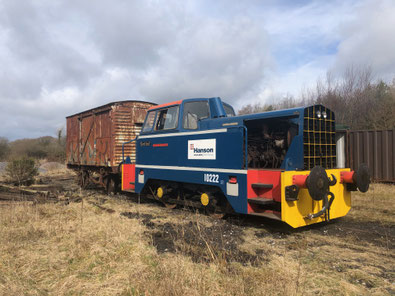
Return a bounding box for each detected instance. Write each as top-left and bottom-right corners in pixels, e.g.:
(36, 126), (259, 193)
(139, 97), (235, 134)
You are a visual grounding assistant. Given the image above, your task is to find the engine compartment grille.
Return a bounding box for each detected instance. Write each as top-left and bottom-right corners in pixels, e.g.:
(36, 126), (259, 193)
(303, 105), (336, 170)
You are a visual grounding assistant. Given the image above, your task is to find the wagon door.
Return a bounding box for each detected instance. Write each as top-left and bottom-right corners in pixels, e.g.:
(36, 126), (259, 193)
(95, 111), (112, 166)
(79, 114), (96, 165)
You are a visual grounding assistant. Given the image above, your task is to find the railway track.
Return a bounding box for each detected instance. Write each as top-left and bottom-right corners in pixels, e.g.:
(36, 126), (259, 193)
(0, 175), (79, 204)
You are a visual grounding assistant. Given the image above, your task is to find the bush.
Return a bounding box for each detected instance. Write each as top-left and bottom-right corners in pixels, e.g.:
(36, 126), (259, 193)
(5, 157), (39, 186)
(8, 135), (66, 163)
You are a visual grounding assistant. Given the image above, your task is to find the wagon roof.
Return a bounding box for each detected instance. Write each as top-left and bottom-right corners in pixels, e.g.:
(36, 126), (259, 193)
(66, 100), (156, 118)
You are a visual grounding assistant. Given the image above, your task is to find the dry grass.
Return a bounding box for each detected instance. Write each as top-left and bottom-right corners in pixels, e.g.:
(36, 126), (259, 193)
(351, 183), (394, 225)
(0, 183), (393, 295)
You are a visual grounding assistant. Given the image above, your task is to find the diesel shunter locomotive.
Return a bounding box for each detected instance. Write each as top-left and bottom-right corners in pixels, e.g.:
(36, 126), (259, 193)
(120, 97), (370, 228)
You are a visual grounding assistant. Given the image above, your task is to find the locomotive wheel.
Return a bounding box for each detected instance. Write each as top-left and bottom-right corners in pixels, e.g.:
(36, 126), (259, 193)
(203, 193), (227, 219)
(149, 185), (178, 209)
(162, 188), (180, 209)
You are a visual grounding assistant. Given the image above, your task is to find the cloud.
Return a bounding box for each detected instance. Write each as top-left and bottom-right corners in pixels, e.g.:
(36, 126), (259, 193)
(139, 16), (271, 102)
(70, 0), (180, 69)
(332, 0), (395, 80)
(248, 0), (360, 103)
(0, 0), (394, 140)
(245, 0), (395, 108)
(0, 0), (273, 139)
(0, 1), (100, 97)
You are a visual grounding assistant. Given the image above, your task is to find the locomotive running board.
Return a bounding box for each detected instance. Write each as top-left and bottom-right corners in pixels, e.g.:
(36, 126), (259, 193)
(251, 183), (273, 189)
(248, 197), (275, 206)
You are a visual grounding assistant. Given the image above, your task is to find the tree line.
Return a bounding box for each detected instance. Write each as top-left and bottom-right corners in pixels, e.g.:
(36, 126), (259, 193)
(239, 67), (395, 130)
(0, 130), (66, 162)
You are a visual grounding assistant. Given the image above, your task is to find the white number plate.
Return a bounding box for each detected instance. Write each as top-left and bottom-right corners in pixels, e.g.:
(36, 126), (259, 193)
(204, 173), (219, 183)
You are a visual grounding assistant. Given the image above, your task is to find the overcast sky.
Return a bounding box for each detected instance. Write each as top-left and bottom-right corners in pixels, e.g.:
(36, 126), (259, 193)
(0, 0), (394, 140)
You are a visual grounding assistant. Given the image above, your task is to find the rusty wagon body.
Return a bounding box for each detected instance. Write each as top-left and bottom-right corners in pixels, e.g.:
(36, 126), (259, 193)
(66, 100), (156, 192)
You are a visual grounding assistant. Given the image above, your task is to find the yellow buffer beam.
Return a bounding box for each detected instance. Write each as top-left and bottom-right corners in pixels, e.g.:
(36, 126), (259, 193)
(281, 168), (351, 228)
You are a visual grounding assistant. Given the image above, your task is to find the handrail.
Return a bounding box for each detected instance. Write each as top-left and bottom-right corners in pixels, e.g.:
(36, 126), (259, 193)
(244, 126), (248, 169)
(122, 137), (138, 163)
(241, 125), (248, 169)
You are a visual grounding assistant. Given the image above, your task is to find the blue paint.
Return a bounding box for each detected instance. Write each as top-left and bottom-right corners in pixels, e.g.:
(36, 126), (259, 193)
(125, 97), (322, 214)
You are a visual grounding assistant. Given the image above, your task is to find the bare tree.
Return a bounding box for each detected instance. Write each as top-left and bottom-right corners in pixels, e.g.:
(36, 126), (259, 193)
(0, 137), (9, 161)
(238, 95), (301, 115)
(238, 65), (394, 130)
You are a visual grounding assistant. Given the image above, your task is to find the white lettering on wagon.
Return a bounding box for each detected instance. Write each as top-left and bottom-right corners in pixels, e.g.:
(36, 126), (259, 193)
(188, 139), (216, 160)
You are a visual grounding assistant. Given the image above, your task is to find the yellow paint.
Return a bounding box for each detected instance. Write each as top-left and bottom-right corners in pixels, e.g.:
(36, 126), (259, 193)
(201, 193), (209, 206)
(157, 187), (164, 198)
(281, 168), (351, 228)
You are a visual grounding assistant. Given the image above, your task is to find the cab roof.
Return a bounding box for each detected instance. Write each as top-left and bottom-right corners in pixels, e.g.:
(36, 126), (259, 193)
(148, 100), (182, 111)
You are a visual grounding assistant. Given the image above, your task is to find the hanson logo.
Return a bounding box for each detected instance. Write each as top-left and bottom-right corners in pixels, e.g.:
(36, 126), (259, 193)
(188, 139), (216, 160)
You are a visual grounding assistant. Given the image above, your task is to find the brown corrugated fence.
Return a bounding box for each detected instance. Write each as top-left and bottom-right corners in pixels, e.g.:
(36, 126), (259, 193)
(347, 129), (394, 182)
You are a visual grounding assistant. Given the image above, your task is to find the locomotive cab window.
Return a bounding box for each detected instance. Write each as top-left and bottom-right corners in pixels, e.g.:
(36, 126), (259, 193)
(142, 111), (156, 132)
(183, 101), (210, 130)
(223, 103), (236, 117)
(154, 106), (179, 131)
